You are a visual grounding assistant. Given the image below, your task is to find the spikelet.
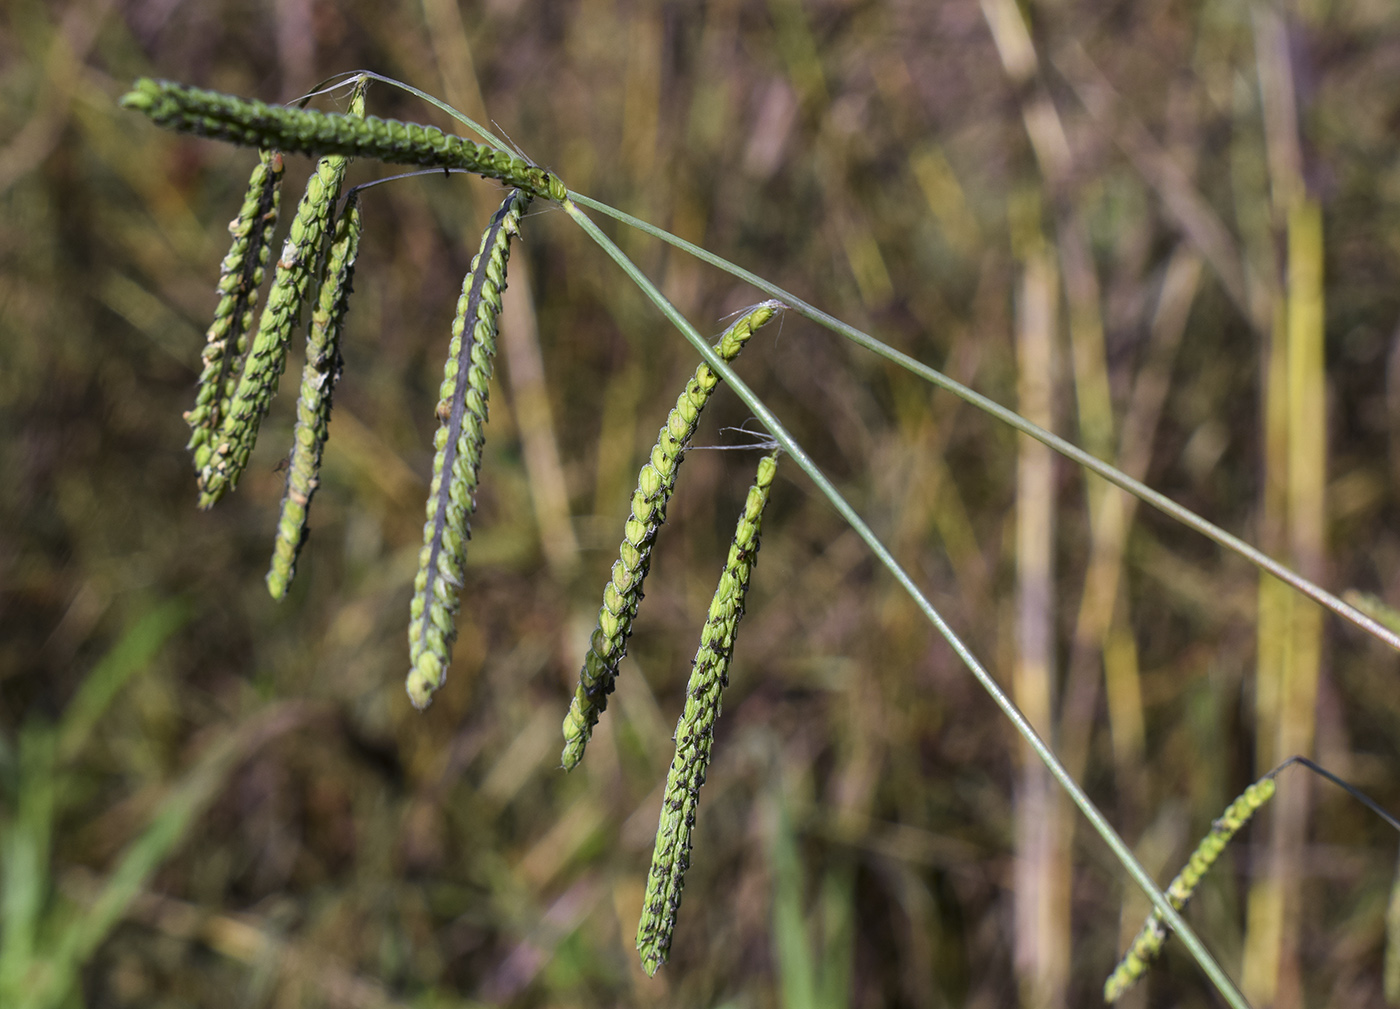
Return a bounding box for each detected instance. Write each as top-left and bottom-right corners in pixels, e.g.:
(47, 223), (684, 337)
(186, 149), (284, 474)
(636, 451), (778, 976)
(195, 81), (366, 507)
(265, 190), (364, 599)
(120, 77), (567, 203)
(561, 300), (782, 771)
(1103, 777), (1276, 1002)
(406, 188), (531, 708)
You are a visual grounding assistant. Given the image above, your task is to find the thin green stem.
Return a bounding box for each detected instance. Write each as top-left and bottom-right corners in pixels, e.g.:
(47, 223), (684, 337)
(562, 197), (1252, 1009)
(318, 70), (510, 150)
(567, 191), (1399, 656)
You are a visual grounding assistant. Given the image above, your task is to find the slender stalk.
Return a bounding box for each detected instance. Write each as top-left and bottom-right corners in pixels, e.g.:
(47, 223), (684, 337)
(315, 70), (509, 150)
(566, 191), (1399, 655)
(561, 197), (1252, 1009)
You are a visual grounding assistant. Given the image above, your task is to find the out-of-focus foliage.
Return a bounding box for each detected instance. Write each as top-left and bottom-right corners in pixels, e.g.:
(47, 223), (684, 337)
(3, 1), (1400, 1007)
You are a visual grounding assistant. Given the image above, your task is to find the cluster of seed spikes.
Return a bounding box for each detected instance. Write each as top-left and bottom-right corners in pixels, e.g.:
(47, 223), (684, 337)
(121, 76), (536, 701)
(128, 74), (791, 976)
(560, 300), (783, 770)
(189, 82), (366, 510)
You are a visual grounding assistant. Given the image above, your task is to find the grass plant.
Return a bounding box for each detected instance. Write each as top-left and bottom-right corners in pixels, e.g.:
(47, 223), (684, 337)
(114, 70), (1400, 1005)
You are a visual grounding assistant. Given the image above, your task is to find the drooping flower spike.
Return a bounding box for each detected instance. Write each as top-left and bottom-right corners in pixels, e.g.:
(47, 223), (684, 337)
(265, 189), (364, 599)
(196, 80), (367, 507)
(636, 450), (779, 976)
(561, 300), (783, 771)
(1104, 755), (1400, 1002)
(406, 188), (531, 709)
(1103, 777), (1275, 1002)
(186, 149), (284, 475)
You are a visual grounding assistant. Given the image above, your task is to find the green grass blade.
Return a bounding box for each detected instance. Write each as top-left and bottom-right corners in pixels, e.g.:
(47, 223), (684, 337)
(771, 796), (818, 1009)
(55, 601), (190, 765)
(566, 190), (1398, 656)
(28, 705), (311, 1009)
(0, 725), (57, 1003)
(561, 196), (1251, 1009)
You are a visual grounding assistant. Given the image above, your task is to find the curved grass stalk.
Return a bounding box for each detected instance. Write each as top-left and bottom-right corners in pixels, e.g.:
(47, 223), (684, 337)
(637, 450), (778, 976)
(406, 188), (530, 709)
(265, 190), (364, 599)
(562, 301), (782, 771)
(566, 192), (1400, 656)
(561, 197), (1252, 1009)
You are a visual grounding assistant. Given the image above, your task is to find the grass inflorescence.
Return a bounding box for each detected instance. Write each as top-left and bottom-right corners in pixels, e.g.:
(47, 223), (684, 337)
(406, 188), (530, 709)
(1104, 756), (1400, 1002)
(560, 300), (782, 771)
(636, 450), (778, 976)
(265, 190), (364, 599)
(194, 81), (366, 507)
(185, 149), (283, 473)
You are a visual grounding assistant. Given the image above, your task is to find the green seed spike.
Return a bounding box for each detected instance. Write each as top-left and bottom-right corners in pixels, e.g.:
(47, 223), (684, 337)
(196, 81), (366, 508)
(186, 149), (284, 473)
(265, 191), (364, 599)
(561, 300), (783, 771)
(1103, 777), (1277, 1003)
(119, 77), (566, 203)
(406, 188), (530, 709)
(636, 451), (778, 977)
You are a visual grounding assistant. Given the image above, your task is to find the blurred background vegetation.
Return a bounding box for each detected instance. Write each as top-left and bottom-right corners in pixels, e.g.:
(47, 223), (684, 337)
(4, 0), (1400, 1006)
